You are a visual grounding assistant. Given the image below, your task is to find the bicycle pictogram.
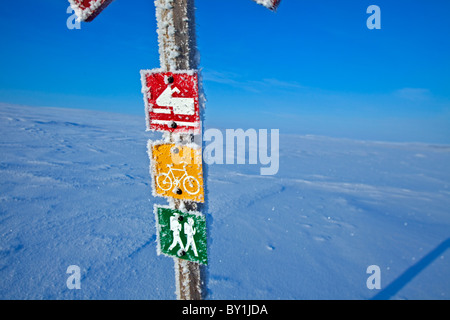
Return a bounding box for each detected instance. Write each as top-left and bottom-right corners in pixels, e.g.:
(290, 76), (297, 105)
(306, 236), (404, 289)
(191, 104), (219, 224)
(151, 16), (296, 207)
(156, 163), (201, 195)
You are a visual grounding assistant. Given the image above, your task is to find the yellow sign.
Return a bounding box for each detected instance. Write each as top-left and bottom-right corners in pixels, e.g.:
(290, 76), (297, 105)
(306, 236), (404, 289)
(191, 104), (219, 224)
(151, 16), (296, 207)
(149, 142), (204, 203)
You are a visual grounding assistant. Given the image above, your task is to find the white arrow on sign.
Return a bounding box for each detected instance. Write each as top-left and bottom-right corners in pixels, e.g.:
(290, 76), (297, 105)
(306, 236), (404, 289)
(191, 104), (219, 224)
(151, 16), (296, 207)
(156, 85), (195, 116)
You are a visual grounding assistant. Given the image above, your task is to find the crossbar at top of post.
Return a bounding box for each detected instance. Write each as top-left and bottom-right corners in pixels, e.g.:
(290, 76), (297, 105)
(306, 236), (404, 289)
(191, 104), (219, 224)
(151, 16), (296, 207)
(154, 0), (204, 300)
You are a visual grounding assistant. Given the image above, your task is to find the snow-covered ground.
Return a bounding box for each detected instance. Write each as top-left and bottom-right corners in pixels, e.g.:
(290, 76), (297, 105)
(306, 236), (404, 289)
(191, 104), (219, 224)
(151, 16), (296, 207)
(1, 103), (449, 300)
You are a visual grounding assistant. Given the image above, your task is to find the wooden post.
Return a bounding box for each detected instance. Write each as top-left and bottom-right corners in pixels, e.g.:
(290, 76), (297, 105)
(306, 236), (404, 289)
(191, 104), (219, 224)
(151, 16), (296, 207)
(155, 0), (197, 71)
(154, 0), (204, 300)
(70, 0), (280, 302)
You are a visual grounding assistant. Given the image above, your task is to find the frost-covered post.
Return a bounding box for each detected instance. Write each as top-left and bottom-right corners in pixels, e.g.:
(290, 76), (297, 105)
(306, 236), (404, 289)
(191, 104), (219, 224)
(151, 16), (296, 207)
(69, 0), (281, 301)
(152, 0), (281, 300)
(154, 0), (204, 300)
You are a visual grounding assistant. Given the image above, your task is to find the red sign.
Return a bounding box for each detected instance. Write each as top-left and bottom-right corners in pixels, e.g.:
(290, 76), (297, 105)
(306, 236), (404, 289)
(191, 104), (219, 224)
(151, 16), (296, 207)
(252, 0), (281, 11)
(140, 70), (201, 134)
(68, 0), (113, 22)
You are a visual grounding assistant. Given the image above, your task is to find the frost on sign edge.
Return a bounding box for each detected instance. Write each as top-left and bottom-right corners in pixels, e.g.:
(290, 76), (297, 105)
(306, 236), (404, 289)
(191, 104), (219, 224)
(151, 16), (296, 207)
(253, 0), (281, 11)
(68, 0), (113, 22)
(140, 69), (201, 134)
(147, 140), (205, 203)
(154, 204), (208, 265)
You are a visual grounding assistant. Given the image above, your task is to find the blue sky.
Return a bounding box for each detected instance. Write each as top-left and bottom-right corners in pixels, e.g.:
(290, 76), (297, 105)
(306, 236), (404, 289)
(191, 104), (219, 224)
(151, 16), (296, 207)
(0, 0), (449, 143)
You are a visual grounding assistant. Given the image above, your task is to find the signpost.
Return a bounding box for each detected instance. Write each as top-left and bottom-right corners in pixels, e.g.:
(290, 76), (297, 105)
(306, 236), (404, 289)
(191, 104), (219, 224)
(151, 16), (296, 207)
(69, 0), (281, 301)
(150, 0), (204, 300)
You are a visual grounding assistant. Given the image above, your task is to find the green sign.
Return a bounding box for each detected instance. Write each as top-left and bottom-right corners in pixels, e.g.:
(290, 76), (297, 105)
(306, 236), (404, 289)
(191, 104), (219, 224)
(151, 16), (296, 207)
(155, 205), (207, 265)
